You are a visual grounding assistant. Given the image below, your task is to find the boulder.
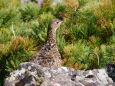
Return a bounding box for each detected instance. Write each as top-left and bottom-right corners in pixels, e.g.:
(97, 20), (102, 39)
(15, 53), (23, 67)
(5, 62), (115, 86)
(106, 63), (115, 82)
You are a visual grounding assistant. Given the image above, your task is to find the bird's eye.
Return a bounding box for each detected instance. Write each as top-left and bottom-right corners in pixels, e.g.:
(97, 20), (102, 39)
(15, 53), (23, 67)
(56, 22), (59, 24)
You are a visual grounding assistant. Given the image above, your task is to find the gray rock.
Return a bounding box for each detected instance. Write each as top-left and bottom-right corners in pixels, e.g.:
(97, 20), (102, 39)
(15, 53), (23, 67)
(106, 63), (115, 82)
(5, 62), (115, 86)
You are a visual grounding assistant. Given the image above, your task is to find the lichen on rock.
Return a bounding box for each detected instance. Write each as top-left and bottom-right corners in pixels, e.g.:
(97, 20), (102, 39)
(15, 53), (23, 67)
(5, 62), (115, 86)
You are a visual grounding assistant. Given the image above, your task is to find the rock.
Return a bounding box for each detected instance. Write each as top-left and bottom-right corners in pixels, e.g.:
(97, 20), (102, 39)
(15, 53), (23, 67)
(5, 62), (115, 86)
(106, 63), (115, 82)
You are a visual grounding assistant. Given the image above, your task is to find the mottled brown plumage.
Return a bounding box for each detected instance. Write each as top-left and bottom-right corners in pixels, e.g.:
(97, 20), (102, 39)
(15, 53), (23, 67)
(29, 19), (63, 67)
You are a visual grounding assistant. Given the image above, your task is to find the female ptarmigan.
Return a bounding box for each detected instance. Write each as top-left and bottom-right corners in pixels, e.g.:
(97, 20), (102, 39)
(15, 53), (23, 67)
(29, 19), (63, 67)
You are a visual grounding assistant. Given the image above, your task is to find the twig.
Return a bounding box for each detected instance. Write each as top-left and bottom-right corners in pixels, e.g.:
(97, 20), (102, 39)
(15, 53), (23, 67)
(11, 22), (16, 38)
(88, 52), (100, 66)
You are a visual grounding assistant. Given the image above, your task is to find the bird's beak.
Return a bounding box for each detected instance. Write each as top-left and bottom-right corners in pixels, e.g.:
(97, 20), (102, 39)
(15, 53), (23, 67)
(60, 21), (63, 24)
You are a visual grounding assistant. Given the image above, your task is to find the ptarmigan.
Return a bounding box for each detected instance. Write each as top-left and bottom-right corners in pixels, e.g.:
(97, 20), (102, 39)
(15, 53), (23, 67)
(29, 19), (63, 67)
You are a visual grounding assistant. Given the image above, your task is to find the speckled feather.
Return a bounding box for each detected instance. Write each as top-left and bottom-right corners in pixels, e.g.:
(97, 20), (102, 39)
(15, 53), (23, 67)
(29, 19), (62, 67)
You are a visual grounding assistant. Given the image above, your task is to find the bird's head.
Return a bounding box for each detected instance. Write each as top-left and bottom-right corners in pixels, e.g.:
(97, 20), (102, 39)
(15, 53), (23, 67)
(48, 19), (63, 32)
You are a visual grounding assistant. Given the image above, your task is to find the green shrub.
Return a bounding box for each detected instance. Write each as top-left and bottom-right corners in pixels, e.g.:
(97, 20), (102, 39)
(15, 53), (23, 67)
(0, 36), (35, 86)
(0, 28), (12, 44)
(30, 12), (54, 43)
(93, 0), (115, 42)
(19, 2), (39, 22)
(62, 41), (92, 69)
(99, 44), (115, 67)
(0, 0), (8, 9)
(0, 7), (21, 28)
(0, 36), (35, 69)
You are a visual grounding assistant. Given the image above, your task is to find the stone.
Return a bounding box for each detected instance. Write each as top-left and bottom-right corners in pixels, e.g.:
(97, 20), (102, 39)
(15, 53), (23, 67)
(106, 63), (115, 82)
(5, 62), (115, 86)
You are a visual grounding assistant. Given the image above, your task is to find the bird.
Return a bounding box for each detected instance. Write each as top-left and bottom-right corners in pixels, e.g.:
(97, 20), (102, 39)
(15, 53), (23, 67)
(29, 19), (63, 67)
